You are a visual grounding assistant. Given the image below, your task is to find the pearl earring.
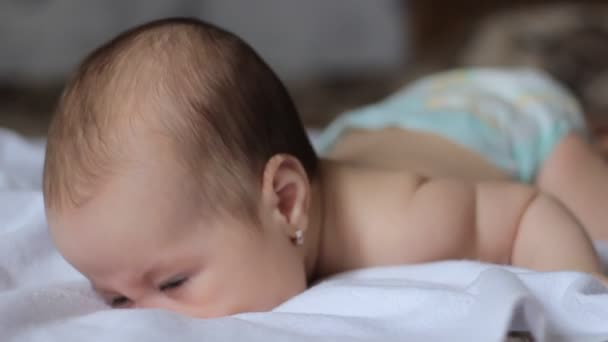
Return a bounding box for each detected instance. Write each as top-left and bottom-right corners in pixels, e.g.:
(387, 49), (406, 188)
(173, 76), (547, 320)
(294, 229), (304, 245)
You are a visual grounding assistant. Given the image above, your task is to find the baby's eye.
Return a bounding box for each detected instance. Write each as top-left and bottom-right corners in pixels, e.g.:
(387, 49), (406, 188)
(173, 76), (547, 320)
(110, 296), (131, 308)
(159, 276), (188, 292)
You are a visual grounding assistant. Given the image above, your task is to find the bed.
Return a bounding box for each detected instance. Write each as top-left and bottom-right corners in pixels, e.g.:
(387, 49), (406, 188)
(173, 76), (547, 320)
(0, 128), (606, 342)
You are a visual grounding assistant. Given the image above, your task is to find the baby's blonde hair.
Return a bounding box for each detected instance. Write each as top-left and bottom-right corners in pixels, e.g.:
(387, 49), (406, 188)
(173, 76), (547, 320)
(43, 18), (318, 219)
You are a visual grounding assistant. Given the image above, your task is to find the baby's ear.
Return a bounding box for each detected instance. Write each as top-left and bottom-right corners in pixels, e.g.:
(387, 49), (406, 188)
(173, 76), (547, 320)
(260, 154), (310, 235)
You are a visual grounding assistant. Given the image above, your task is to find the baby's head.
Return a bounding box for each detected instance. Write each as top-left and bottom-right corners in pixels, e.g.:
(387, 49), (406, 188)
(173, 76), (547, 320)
(43, 18), (320, 317)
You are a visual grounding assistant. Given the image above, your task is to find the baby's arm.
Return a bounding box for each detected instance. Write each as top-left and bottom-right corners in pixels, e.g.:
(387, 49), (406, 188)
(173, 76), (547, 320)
(474, 182), (607, 283)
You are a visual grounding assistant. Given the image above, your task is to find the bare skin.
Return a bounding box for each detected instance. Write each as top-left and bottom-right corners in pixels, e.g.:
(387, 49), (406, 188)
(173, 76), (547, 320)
(536, 133), (608, 241)
(48, 123), (608, 319)
(321, 127), (608, 281)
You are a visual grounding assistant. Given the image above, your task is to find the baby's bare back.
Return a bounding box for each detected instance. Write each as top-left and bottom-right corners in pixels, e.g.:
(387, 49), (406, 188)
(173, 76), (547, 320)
(327, 127), (510, 182)
(319, 128), (605, 282)
(321, 127), (513, 269)
(321, 163), (535, 273)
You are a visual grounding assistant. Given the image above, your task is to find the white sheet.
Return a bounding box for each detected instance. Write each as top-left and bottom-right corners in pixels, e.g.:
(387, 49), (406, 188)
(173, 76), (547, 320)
(0, 128), (607, 342)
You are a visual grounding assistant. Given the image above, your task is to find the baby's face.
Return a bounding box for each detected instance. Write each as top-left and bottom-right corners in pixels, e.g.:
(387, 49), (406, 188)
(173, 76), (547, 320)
(48, 159), (307, 317)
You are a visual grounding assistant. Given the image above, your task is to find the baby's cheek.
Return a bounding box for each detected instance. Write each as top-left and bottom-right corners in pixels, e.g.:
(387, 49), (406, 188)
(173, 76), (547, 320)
(173, 270), (304, 317)
(182, 273), (215, 302)
(167, 276), (228, 317)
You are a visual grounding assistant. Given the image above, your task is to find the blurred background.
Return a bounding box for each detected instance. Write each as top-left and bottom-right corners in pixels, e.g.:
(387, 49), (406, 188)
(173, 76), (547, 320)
(2, 0), (608, 138)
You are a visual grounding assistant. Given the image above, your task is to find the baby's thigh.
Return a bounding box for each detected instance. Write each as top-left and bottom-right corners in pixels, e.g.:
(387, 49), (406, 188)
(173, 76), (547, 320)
(536, 133), (600, 191)
(536, 133), (608, 241)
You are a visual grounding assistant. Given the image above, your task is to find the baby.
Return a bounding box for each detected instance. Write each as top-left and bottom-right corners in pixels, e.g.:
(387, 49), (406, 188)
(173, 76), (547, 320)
(43, 18), (608, 318)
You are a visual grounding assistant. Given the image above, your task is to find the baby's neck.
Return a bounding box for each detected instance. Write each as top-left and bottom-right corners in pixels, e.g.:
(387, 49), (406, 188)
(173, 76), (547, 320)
(305, 159), (353, 282)
(303, 161), (325, 281)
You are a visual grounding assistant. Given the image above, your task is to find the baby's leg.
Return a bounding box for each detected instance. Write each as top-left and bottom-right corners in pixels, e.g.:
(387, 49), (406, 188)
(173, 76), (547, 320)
(511, 192), (607, 286)
(474, 180), (606, 285)
(536, 133), (608, 241)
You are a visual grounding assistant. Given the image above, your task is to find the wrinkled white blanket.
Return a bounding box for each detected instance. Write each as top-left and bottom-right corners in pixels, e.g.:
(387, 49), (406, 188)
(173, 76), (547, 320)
(0, 128), (607, 342)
